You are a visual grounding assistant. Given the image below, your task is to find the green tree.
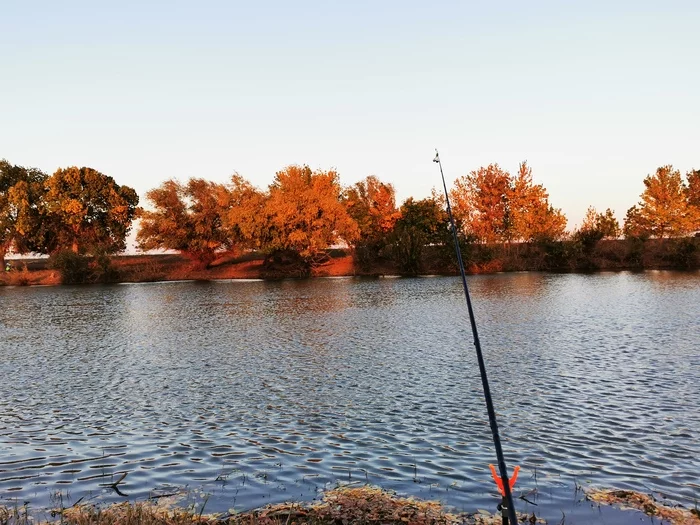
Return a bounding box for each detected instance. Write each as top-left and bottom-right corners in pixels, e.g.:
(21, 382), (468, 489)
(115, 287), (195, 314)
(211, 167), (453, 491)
(137, 178), (230, 267)
(263, 165), (359, 264)
(343, 175), (400, 268)
(390, 197), (450, 275)
(0, 160), (48, 266)
(623, 165), (694, 238)
(44, 167), (139, 254)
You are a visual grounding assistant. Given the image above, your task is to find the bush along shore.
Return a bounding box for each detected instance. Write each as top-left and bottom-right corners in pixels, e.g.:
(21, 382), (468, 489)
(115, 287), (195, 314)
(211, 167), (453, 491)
(1, 237), (698, 287)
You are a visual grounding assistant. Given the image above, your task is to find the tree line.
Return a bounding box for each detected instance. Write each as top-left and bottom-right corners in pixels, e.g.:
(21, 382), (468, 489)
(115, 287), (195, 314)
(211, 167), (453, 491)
(1, 158), (699, 274)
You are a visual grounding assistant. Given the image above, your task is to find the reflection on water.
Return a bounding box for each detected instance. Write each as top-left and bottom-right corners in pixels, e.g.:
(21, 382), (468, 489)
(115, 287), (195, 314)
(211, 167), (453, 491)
(1, 272), (699, 523)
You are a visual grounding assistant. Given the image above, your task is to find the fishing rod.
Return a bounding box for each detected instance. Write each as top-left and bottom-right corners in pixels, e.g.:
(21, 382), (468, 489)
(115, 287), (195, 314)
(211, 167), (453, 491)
(433, 150), (518, 525)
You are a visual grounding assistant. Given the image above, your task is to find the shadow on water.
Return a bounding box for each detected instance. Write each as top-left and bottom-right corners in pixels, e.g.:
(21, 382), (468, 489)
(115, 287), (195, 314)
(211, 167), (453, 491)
(1, 272), (699, 524)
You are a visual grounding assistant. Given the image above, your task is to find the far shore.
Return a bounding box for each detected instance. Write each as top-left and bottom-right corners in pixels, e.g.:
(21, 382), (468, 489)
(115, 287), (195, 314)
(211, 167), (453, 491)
(1, 237), (699, 288)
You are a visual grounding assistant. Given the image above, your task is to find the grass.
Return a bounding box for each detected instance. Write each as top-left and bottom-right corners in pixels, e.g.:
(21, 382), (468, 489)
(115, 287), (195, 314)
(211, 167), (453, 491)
(586, 488), (700, 525)
(5, 485), (697, 525)
(0, 486), (516, 525)
(0, 265), (59, 286)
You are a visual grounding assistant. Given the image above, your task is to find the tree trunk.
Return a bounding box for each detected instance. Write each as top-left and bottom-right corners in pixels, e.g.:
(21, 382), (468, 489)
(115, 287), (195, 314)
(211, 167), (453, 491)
(72, 240), (79, 253)
(0, 246), (5, 269)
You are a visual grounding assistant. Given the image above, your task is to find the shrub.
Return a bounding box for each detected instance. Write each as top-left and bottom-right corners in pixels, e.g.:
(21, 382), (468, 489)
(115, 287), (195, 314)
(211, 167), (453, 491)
(536, 238), (571, 270)
(624, 237), (646, 268)
(260, 249), (311, 279)
(50, 250), (90, 284)
(92, 250), (120, 282)
(671, 238), (698, 269)
(49, 250), (119, 284)
(4, 264), (31, 286)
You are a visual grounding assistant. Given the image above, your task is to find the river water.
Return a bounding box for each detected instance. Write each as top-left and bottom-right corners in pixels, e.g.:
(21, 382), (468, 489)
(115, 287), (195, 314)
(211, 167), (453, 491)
(1, 272), (699, 523)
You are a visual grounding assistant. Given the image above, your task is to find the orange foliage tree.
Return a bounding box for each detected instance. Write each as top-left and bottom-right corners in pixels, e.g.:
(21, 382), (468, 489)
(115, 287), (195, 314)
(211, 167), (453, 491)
(44, 166), (139, 254)
(223, 174), (270, 251)
(137, 178), (230, 266)
(0, 160), (48, 266)
(451, 162), (566, 243)
(263, 165), (359, 264)
(508, 162), (567, 241)
(687, 169), (700, 231)
(343, 175), (400, 268)
(451, 164), (510, 243)
(623, 166), (696, 238)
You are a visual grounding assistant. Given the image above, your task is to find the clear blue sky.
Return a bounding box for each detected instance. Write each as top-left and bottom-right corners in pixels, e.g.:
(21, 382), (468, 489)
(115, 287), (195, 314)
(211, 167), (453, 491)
(2, 0), (698, 228)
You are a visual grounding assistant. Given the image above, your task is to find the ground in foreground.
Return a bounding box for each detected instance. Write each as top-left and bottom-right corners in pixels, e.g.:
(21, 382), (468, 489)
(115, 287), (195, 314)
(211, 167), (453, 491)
(2, 486), (698, 525)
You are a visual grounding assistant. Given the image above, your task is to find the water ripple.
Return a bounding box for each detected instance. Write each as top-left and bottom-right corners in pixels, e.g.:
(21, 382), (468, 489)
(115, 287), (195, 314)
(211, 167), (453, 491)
(1, 272), (699, 523)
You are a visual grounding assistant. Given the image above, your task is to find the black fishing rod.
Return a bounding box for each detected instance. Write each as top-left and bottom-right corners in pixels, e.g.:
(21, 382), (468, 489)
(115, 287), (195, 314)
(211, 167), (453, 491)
(433, 150), (518, 525)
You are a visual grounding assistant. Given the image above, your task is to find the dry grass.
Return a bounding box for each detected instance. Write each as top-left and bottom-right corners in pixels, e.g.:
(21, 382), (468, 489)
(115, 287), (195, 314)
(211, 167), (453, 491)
(587, 488), (700, 525)
(0, 266), (60, 286)
(243, 485), (468, 524)
(0, 486), (530, 525)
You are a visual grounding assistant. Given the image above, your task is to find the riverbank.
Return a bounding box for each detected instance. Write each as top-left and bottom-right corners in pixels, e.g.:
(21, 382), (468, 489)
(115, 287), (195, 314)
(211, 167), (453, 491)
(1, 238), (698, 287)
(1, 486), (474, 525)
(3, 486), (697, 525)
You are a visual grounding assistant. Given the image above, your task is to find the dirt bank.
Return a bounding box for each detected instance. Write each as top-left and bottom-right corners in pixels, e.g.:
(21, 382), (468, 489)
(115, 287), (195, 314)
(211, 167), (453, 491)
(2, 237), (698, 287)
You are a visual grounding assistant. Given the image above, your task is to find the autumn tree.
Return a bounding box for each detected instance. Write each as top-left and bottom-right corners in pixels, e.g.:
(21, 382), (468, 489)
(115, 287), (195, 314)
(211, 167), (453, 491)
(451, 164), (510, 243)
(623, 165), (695, 238)
(262, 165), (359, 265)
(343, 175), (400, 268)
(0, 160), (48, 266)
(451, 162), (566, 243)
(137, 178), (230, 266)
(44, 166), (139, 254)
(223, 174), (270, 251)
(575, 206), (620, 250)
(622, 206), (649, 239)
(508, 162), (567, 241)
(687, 169), (700, 230)
(390, 196), (450, 275)
(579, 206), (620, 239)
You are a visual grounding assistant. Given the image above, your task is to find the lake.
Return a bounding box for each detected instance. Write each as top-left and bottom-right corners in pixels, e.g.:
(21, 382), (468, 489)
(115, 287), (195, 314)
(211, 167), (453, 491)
(1, 272), (699, 523)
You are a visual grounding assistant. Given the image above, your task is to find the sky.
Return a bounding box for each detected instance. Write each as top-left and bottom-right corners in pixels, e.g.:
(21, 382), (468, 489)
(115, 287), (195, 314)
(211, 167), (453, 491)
(1, 0), (699, 230)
